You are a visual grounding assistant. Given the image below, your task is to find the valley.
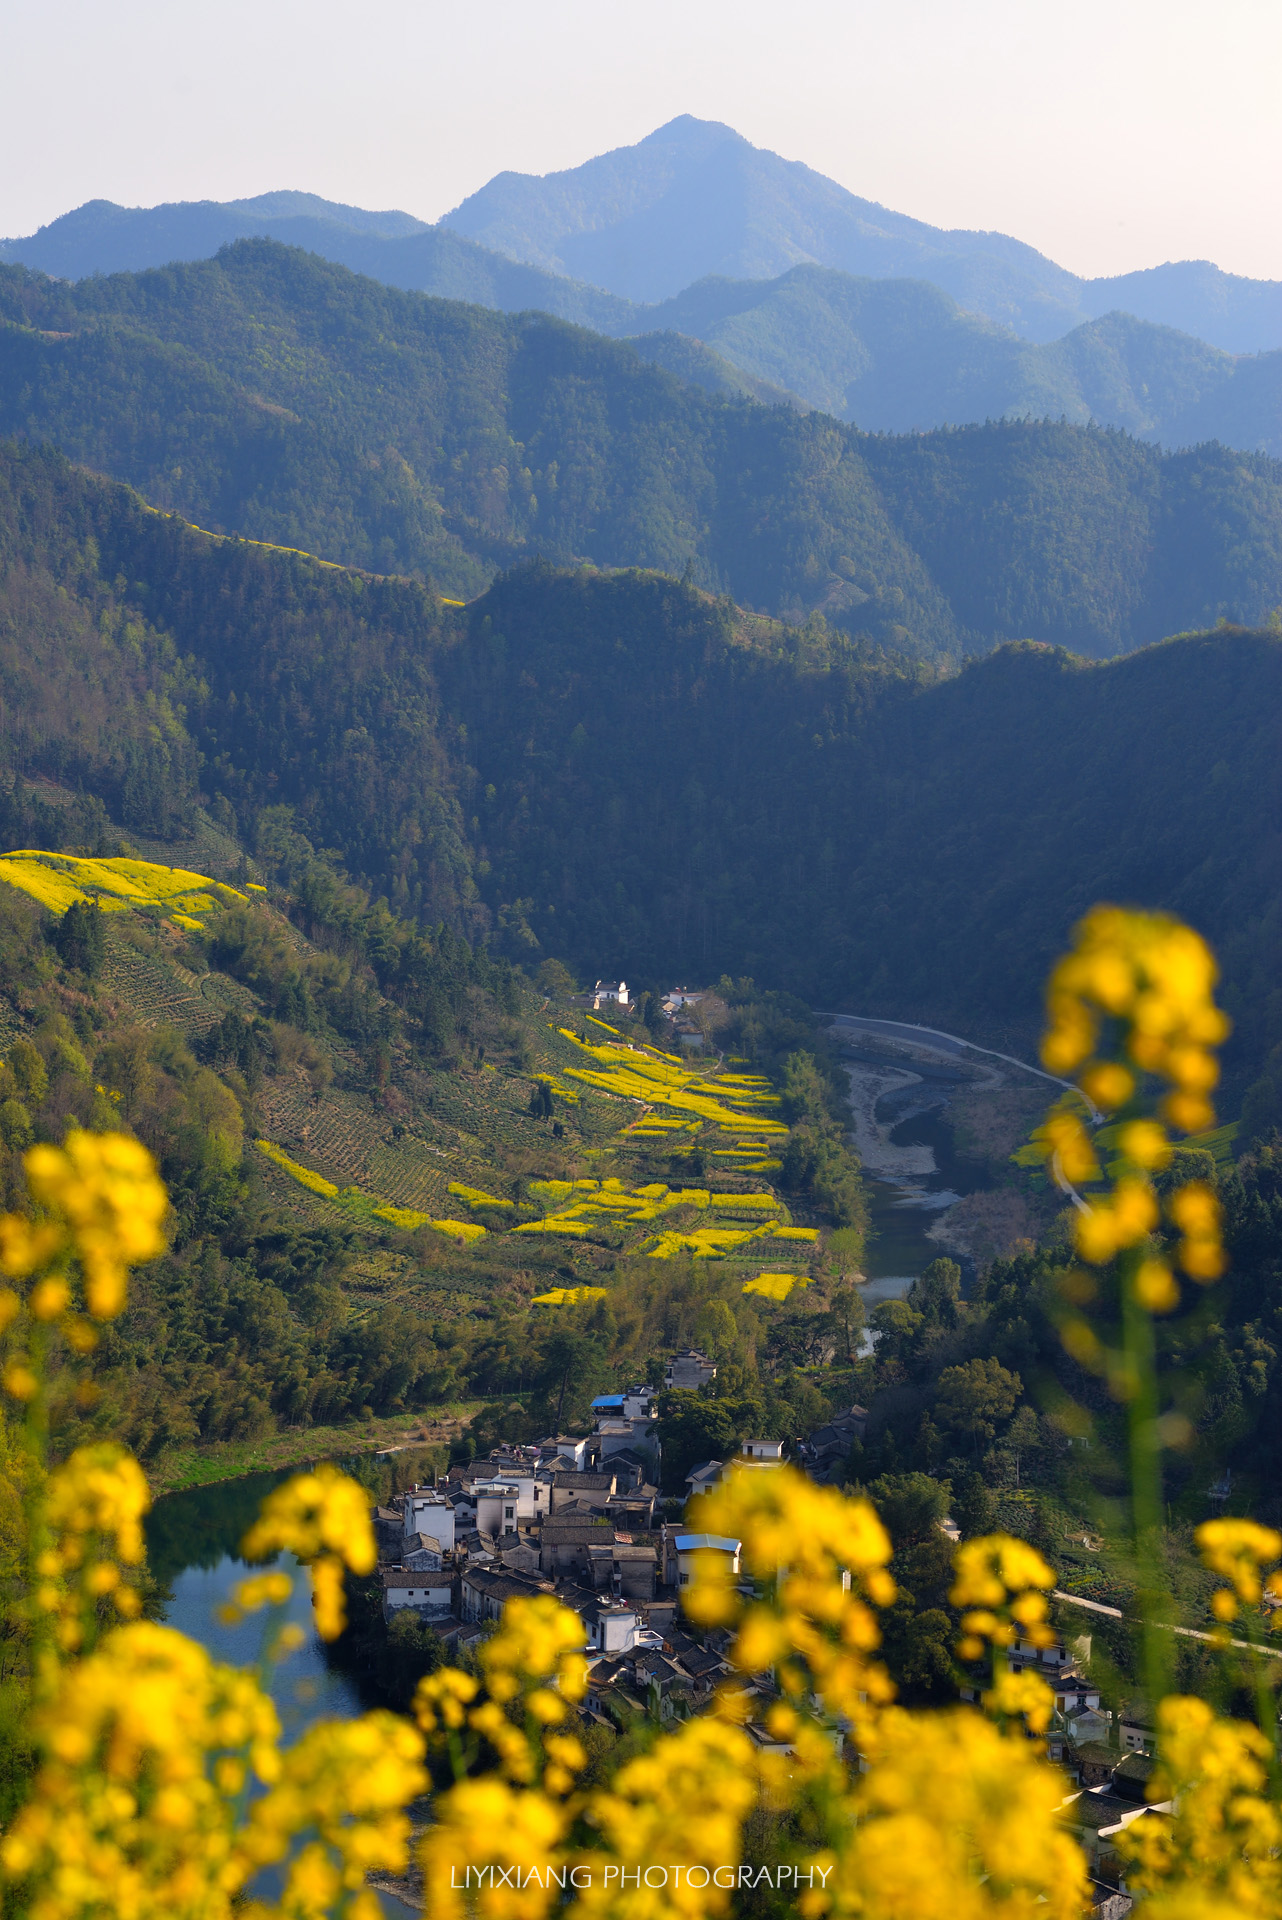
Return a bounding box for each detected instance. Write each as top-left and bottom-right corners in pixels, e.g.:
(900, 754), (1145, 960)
(4, 92), (1282, 1918)
(826, 1017), (1061, 1297)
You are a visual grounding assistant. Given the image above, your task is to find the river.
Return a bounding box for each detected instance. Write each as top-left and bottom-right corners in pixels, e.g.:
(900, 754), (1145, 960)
(146, 1474), (418, 1918)
(823, 1013), (1053, 1307)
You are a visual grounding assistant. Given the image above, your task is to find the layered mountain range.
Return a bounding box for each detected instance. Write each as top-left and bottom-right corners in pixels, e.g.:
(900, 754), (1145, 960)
(5, 240), (1282, 658)
(8, 118), (1282, 462)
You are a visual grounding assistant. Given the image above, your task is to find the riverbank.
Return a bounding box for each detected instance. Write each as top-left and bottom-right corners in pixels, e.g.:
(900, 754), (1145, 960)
(825, 1016), (1060, 1288)
(145, 1402), (484, 1495)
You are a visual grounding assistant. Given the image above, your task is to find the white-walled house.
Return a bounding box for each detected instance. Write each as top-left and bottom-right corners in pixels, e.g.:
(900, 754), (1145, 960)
(665, 1349), (718, 1391)
(475, 1472), (540, 1524)
(592, 980), (629, 1009)
(403, 1535), (444, 1571)
(661, 988), (704, 1014)
(403, 1489), (456, 1553)
(472, 1479), (525, 1538)
(591, 1386), (658, 1423)
(381, 1570), (455, 1621)
(738, 1439), (785, 1466)
(584, 1600), (666, 1658)
(674, 1532), (742, 1593)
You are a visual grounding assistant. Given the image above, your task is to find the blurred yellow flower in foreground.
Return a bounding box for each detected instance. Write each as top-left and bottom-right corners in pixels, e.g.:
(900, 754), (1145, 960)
(241, 1464), (377, 1641)
(24, 1130), (168, 1319)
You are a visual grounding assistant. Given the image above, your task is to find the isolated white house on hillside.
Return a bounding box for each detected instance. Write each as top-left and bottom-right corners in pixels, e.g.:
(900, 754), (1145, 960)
(593, 980), (629, 1008)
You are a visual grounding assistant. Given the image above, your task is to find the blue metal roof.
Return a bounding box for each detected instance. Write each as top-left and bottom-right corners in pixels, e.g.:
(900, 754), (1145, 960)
(591, 1394), (626, 1409)
(674, 1534), (741, 1553)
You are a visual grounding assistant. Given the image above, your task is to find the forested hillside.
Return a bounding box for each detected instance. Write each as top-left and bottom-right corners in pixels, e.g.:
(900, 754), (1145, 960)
(5, 244), (1282, 655)
(638, 270), (1282, 456)
(18, 189), (1282, 464)
(1, 439), (1279, 1116)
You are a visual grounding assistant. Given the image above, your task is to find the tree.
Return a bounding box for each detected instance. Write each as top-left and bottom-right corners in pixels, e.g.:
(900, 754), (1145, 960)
(1006, 1405), (1041, 1490)
(54, 900), (106, 977)
(6, 1040), (47, 1110)
(693, 1298), (738, 1360)
(935, 1358), (1022, 1450)
(868, 1472), (950, 1550)
(822, 1280), (865, 1364)
(657, 1391), (739, 1491)
(529, 1080), (554, 1120)
(535, 958), (577, 998)
(880, 1604), (957, 1704)
(952, 1470), (996, 1540)
(908, 1257), (962, 1328)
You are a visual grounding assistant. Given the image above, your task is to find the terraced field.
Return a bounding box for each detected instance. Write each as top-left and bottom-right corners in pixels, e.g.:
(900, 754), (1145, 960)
(4, 839), (824, 1318)
(100, 938), (224, 1037)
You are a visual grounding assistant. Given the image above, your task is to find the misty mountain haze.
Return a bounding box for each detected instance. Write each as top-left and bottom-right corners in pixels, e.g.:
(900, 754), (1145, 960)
(9, 116), (1282, 353)
(11, 118), (1282, 464)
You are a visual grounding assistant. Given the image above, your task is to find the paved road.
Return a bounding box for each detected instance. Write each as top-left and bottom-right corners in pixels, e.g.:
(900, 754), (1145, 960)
(1054, 1588), (1282, 1658)
(817, 1011), (1101, 1122)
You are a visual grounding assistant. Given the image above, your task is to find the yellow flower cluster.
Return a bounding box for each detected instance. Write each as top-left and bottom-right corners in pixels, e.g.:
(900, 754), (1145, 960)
(556, 1032), (788, 1139)
(1, 1616), (426, 1920)
(449, 1182), (515, 1211)
(834, 1705), (1085, 1920)
(689, 1466), (895, 1730)
(950, 1535), (1057, 1663)
(240, 1465), (376, 1641)
(1036, 909), (1230, 1312)
(0, 1622), (279, 1920)
(575, 1715), (760, 1920)
(1042, 906), (1229, 1134)
(0, 852), (246, 929)
(530, 1286), (609, 1307)
(241, 1712), (426, 1920)
(1195, 1518), (1282, 1623)
(742, 1271), (811, 1300)
(255, 1140), (340, 1199)
(1167, 1179), (1226, 1282)
(518, 1180), (784, 1244)
(36, 1443), (150, 1650)
(644, 1222), (816, 1260)
(416, 1596), (594, 1916)
(1117, 1695), (1282, 1916)
(4, 1131), (169, 1321)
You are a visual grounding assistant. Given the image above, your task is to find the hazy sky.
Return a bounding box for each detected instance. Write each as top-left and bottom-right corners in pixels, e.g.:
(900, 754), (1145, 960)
(6, 0), (1281, 281)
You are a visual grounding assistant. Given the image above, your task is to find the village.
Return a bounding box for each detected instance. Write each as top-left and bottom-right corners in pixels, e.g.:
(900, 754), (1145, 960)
(369, 1343), (1152, 1919)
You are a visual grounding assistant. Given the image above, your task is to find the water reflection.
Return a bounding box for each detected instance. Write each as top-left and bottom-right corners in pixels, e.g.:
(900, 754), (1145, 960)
(147, 1476), (416, 1918)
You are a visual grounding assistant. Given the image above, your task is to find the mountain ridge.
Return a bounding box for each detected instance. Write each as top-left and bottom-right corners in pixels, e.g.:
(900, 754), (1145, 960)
(10, 118), (1282, 357)
(5, 240), (1282, 658)
(440, 116), (1282, 351)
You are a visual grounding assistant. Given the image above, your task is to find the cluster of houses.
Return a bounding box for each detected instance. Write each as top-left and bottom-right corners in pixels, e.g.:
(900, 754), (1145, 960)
(371, 1349), (769, 1727)
(962, 1629), (1161, 1912)
(571, 978), (709, 1051)
(370, 1344), (1153, 1913)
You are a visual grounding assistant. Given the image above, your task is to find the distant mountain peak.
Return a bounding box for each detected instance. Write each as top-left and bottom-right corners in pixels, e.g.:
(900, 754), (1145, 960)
(436, 116), (1068, 306)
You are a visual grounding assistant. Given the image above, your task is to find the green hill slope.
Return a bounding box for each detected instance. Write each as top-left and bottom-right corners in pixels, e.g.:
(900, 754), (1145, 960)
(1, 439), (1280, 1112)
(6, 246), (1282, 657)
(0, 810), (858, 1486)
(643, 270), (1282, 457)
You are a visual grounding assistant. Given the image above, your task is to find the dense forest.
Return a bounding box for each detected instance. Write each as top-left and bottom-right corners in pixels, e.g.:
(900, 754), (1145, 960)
(5, 243), (1282, 654)
(1, 439), (1280, 1121)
